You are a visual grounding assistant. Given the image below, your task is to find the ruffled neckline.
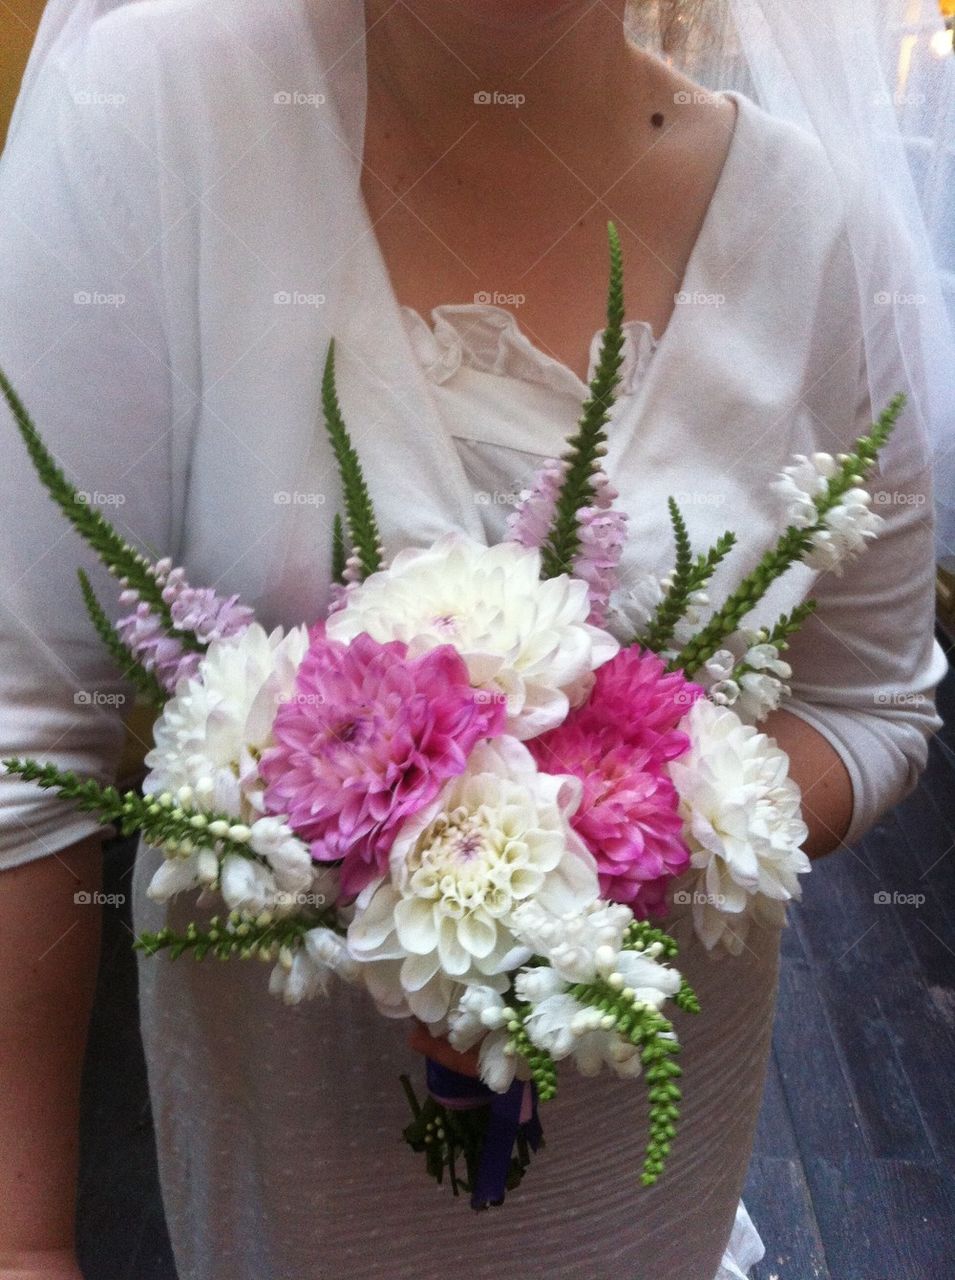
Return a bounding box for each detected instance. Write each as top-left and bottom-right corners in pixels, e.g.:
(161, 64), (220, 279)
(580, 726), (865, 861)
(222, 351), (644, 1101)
(401, 301), (658, 400)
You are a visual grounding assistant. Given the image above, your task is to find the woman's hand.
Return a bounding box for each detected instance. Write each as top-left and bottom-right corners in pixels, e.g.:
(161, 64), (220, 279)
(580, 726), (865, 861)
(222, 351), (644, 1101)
(0, 1247), (85, 1279)
(407, 1019), (481, 1079)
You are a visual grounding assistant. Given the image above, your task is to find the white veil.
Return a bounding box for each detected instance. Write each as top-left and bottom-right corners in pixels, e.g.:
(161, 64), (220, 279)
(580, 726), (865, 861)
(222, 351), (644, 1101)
(6, 0), (955, 565)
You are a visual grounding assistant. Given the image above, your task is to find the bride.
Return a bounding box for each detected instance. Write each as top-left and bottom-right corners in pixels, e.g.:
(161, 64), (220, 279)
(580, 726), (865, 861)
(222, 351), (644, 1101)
(0, 2), (948, 1278)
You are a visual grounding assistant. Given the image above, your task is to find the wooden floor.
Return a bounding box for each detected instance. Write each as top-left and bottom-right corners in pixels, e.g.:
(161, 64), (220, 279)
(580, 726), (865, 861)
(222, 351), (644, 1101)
(76, 656), (955, 1280)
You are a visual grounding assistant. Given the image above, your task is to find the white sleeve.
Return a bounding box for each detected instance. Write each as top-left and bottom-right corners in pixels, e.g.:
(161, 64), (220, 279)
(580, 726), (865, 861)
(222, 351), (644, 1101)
(0, 41), (174, 864)
(781, 207), (947, 846)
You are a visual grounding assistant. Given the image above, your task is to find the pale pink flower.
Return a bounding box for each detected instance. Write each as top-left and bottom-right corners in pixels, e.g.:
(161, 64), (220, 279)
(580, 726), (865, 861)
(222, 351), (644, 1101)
(116, 561), (253, 692)
(507, 464), (628, 625)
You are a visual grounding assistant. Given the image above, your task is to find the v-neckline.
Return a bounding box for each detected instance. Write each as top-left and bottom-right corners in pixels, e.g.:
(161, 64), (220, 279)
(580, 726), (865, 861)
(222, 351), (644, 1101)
(358, 86), (747, 396)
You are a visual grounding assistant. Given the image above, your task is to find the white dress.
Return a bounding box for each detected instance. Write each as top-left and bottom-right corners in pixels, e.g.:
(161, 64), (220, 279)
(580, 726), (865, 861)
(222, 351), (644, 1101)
(0, 3), (945, 1278)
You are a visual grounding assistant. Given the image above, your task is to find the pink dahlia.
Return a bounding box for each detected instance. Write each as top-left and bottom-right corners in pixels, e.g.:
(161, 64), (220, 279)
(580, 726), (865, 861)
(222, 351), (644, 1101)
(259, 631), (505, 896)
(528, 645), (703, 915)
(529, 727), (689, 916)
(574, 644), (703, 763)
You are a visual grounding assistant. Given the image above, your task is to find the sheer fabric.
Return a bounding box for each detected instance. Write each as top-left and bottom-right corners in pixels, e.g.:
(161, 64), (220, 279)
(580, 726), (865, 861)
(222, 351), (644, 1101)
(0, 3), (947, 1277)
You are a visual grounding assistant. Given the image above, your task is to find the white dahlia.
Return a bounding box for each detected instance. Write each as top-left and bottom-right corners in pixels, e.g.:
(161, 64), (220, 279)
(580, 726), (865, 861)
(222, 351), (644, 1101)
(324, 533), (618, 739)
(347, 736), (600, 1023)
(143, 623), (310, 820)
(668, 698), (810, 954)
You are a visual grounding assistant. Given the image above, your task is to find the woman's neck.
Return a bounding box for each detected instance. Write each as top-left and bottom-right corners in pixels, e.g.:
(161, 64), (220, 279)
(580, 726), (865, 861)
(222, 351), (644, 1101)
(362, 0), (659, 181)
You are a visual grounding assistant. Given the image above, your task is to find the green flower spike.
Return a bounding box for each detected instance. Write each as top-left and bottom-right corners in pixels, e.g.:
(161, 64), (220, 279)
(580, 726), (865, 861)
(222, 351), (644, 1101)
(540, 221), (626, 579)
(321, 340), (384, 582)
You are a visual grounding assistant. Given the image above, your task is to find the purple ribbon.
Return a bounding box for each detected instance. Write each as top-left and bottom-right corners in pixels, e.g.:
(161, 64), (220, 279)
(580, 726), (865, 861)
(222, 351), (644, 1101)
(426, 1059), (543, 1210)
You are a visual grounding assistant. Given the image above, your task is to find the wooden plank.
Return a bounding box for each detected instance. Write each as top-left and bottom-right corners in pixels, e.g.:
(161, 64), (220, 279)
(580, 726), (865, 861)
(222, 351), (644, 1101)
(771, 962), (869, 1160)
(875, 1158), (955, 1280)
(744, 1156), (830, 1280)
(877, 977), (955, 1166)
(800, 1155), (908, 1280)
(867, 810), (955, 988)
(811, 970), (934, 1163)
(790, 827), (917, 982)
(752, 1049), (800, 1160)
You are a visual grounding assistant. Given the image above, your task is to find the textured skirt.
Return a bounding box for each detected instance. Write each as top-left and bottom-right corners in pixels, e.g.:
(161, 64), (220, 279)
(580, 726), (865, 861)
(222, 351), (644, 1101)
(134, 842), (775, 1280)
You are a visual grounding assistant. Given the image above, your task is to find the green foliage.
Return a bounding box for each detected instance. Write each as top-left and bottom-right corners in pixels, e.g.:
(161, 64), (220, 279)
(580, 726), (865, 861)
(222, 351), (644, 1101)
(321, 341), (383, 580)
(331, 511), (347, 585)
(507, 1008), (559, 1102)
(540, 222), (626, 578)
(135, 912), (337, 960)
(2, 758), (260, 862)
(728, 600), (818, 683)
(638, 498), (736, 652)
(0, 366), (199, 650)
(672, 395), (904, 676)
(77, 569), (167, 708)
(399, 1075), (540, 1205)
(566, 973), (685, 1186)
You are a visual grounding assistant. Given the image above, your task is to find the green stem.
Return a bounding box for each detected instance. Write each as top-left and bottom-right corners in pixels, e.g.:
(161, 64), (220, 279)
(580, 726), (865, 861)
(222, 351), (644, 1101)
(135, 911), (336, 960)
(0, 366), (200, 649)
(540, 222), (626, 578)
(321, 341), (383, 580)
(77, 569), (168, 708)
(672, 396), (904, 676)
(638, 498), (736, 653)
(331, 511), (347, 585)
(2, 758), (265, 861)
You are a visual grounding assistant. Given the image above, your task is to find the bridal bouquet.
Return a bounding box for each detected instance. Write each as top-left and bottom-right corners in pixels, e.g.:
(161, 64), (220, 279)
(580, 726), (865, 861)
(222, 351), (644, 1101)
(1, 225), (898, 1209)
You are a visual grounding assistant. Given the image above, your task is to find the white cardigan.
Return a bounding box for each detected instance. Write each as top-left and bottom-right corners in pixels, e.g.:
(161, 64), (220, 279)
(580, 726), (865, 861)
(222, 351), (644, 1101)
(0, 1), (944, 864)
(0, 4), (946, 1277)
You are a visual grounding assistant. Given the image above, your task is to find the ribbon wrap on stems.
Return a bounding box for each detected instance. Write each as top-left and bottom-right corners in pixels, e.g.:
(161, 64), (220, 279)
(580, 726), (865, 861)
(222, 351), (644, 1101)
(426, 1059), (544, 1210)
